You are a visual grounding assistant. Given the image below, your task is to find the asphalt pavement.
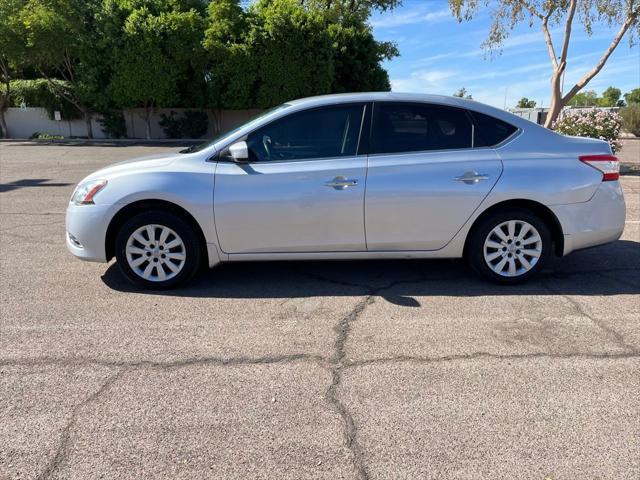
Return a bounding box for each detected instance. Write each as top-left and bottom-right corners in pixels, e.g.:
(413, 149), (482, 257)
(0, 141), (638, 479)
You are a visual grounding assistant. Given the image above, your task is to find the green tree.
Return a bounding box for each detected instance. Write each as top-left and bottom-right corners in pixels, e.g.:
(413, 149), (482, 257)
(21, 0), (101, 137)
(450, 0), (640, 128)
(0, 0), (27, 138)
(567, 90), (599, 107)
(516, 97), (536, 108)
(204, 0), (334, 109)
(599, 86), (623, 107)
(304, 0), (401, 21)
(203, 0), (253, 118)
(249, 0), (335, 108)
(328, 18), (398, 93)
(305, 0), (399, 92)
(108, 1), (205, 138)
(624, 87), (640, 105)
(453, 87), (472, 99)
(203, 0), (398, 116)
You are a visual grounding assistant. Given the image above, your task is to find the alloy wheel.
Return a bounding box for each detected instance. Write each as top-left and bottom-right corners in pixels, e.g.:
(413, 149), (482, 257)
(483, 220), (542, 277)
(125, 224), (186, 282)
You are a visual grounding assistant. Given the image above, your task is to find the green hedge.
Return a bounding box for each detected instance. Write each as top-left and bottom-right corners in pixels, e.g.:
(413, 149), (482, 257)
(2, 79), (82, 120)
(620, 105), (640, 137)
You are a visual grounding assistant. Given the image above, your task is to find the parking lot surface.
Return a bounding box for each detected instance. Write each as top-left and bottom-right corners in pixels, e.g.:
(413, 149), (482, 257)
(1, 141), (639, 479)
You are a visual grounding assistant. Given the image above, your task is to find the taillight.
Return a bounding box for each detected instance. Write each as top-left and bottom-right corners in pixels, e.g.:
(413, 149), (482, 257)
(579, 154), (619, 181)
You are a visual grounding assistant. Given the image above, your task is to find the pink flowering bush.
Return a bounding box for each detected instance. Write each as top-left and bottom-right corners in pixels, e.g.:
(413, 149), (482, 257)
(553, 109), (623, 152)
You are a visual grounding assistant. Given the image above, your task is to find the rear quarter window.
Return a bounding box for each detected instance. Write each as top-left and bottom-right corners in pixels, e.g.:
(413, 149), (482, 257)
(469, 111), (518, 147)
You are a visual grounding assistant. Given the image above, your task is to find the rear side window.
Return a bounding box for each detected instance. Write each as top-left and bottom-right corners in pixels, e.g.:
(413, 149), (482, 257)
(370, 103), (473, 154)
(469, 111), (518, 147)
(246, 104), (364, 162)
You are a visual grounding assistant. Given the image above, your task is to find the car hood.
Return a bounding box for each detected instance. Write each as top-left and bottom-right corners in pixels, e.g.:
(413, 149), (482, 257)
(83, 152), (182, 181)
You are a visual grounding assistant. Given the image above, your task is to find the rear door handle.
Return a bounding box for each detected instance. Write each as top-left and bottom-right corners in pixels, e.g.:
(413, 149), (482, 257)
(454, 171), (489, 184)
(325, 176), (358, 190)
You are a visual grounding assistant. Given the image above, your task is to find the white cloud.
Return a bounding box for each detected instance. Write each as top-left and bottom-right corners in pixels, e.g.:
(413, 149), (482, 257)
(388, 51), (634, 107)
(390, 68), (459, 94)
(370, 5), (451, 29)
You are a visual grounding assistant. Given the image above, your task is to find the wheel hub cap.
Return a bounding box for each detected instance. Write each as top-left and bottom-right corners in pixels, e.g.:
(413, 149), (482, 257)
(483, 220), (542, 278)
(125, 224), (186, 282)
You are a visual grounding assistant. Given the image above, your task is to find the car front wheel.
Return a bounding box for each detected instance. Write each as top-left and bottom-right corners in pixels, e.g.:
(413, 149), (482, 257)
(115, 211), (201, 289)
(468, 209), (551, 284)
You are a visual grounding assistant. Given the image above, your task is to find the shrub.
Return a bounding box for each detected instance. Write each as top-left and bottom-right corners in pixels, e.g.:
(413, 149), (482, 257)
(180, 110), (208, 139)
(5, 79), (82, 121)
(553, 109), (623, 153)
(159, 110), (208, 138)
(30, 132), (64, 140)
(619, 105), (640, 137)
(98, 110), (127, 138)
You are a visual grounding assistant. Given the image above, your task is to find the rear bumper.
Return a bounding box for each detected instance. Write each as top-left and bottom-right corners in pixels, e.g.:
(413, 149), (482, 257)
(549, 181), (625, 256)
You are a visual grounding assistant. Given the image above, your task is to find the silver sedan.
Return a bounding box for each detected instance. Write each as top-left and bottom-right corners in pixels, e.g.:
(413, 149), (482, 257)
(66, 93), (625, 288)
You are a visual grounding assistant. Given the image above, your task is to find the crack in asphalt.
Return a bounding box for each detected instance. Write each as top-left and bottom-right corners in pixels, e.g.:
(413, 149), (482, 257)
(6, 267), (638, 480)
(0, 231), (60, 245)
(325, 296), (373, 480)
(0, 211), (64, 215)
(0, 353), (326, 370)
(543, 283), (639, 354)
(23, 354), (326, 480)
(301, 269), (640, 480)
(35, 368), (128, 480)
(346, 350), (640, 368)
(0, 220), (62, 232)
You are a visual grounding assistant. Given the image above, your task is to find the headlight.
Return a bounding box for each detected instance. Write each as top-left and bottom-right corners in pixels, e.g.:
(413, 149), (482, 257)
(71, 179), (108, 205)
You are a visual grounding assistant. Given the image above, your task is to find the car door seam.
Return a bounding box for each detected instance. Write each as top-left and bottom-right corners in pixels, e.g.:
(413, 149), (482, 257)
(211, 159), (229, 258)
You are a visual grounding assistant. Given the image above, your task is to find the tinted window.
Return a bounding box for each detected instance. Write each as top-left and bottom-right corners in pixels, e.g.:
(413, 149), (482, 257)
(371, 103), (473, 154)
(470, 111), (517, 147)
(246, 104), (364, 162)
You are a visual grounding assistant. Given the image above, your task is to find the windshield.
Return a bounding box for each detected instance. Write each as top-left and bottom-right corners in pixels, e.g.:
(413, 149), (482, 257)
(180, 104), (291, 154)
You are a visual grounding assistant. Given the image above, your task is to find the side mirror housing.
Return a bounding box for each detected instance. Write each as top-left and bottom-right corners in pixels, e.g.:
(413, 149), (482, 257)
(228, 141), (249, 162)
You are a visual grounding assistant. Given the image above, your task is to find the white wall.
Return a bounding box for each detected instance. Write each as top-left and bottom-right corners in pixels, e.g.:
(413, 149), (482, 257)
(5, 108), (106, 139)
(3, 107), (264, 139)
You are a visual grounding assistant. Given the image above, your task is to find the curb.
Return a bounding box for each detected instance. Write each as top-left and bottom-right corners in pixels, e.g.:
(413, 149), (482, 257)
(0, 138), (205, 146)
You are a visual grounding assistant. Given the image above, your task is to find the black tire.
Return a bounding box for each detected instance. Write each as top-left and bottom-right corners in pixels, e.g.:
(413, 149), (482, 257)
(467, 209), (552, 284)
(114, 210), (202, 289)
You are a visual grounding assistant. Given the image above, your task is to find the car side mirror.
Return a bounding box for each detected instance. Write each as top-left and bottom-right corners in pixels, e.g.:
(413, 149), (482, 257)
(228, 141), (249, 162)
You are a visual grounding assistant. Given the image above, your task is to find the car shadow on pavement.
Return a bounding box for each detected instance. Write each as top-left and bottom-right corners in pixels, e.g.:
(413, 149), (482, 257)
(101, 239), (639, 304)
(0, 178), (72, 192)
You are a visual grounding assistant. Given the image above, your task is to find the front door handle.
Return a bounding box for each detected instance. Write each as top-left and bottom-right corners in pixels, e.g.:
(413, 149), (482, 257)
(325, 176), (358, 190)
(454, 171), (489, 184)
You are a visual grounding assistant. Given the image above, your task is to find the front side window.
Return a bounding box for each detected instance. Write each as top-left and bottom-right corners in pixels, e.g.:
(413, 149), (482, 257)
(246, 104), (365, 162)
(371, 103), (473, 155)
(183, 104), (290, 154)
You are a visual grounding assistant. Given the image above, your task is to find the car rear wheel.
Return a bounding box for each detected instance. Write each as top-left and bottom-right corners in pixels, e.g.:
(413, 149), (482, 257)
(115, 211), (201, 289)
(468, 209), (551, 284)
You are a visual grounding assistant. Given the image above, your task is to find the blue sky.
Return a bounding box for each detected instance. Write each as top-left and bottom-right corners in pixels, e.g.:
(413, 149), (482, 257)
(370, 1), (640, 108)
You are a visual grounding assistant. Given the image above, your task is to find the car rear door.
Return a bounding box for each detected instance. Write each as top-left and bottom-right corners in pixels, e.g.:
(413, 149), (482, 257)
(364, 102), (504, 251)
(214, 103), (368, 254)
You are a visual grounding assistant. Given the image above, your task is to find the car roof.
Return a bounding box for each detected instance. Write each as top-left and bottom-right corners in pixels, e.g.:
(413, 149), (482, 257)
(286, 92), (538, 130)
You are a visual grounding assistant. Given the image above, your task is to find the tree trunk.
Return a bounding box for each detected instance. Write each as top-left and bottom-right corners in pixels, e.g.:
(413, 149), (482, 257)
(212, 108), (222, 136)
(145, 107), (152, 140)
(0, 79), (10, 138)
(0, 108), (8, 139)
(84, 111), (94, 139)
(544, 67), (565, 129)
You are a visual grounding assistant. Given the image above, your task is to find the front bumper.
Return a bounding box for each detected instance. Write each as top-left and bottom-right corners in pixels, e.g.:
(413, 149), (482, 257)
(65, 203), (116, 262)
(549, 181), (626, 256)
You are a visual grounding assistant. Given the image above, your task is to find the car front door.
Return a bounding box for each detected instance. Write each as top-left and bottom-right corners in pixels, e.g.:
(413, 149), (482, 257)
(364, 102), (506, 251)
(214, 103), (368, 254)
